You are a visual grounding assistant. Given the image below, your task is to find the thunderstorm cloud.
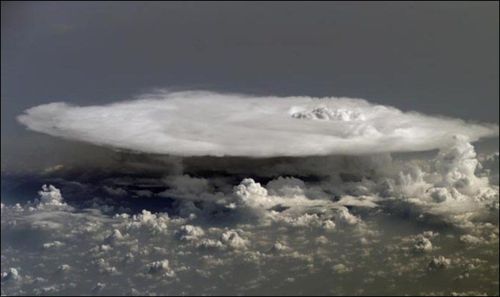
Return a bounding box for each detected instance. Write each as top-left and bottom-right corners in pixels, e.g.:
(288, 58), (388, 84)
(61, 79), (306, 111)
(17, 90), (499, 157)
(6, 91), (499, 295)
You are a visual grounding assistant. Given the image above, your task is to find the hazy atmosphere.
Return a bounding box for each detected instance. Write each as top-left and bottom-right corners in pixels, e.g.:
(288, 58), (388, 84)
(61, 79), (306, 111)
(1, 2), (499, 296)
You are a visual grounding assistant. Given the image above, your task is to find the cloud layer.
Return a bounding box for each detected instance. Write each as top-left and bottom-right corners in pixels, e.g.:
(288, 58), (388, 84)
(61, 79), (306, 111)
(1, 132), (499, 295)
(2, 166), (498, 295)
(17, 90), (498, 157)
(7, 90), (499, 295)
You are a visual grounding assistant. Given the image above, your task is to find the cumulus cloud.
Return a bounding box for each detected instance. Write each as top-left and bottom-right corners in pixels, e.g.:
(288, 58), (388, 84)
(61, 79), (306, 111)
(428, 256), (451, 270)
(1, 181), (498, 295)
(412, 234), (433, 253)
(37, 185), (65, 207)
(17, 90), (498, 157)
(220, 230), (248, 250)
(1, 268), (20, 282)
(332, 263), (352, 274)
(177, 225), (205, 241)
(146, 260), (175, 277)
(5, 90), (500, 295)
(125, 210), (170, 235)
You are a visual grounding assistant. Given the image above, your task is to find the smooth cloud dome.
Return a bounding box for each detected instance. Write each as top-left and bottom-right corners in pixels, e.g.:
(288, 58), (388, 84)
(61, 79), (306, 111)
(18, 91), (498, 157)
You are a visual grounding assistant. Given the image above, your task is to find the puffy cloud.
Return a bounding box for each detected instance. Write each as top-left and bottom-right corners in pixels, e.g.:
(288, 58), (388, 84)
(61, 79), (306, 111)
(333, 207), (359, 225)
(1, 268), (20, 282)
(459, 234), (483, 245)
(220, 230), (248, 250)
(332, 263), (352, 274)
(234, 178), (268, 200)
(321, 219), (336, 231)
(195, 238), (225, 250)
(37, 185), (66, 207)
(104, 229), (125, 244)
(93, 257), (118, 274)
(429, 187), (453, 203)
(1, 182), (498, 296)
(234, 178), (270, 209)
(146, 260), (174, 277)
(434, 136), (489, 195)
(57, 264), (71, 273)
(42, 241), (65, 249)
(428, 256), (451, 270)
(266, 177), (306, 197)
(125, 210), (170, 234)
(478, 152), (499, 184)
(413, 234), (433, 253)
(270, 241), (291, 253)
(17, 90), (498, 157)
(337, 195), (379, 208)
(368, 137), (499, 228)
(291, 106), (366, 121)
(91, 282), (106, 294)
(4, 93), (500, 295)
(176, 225), (205, 241)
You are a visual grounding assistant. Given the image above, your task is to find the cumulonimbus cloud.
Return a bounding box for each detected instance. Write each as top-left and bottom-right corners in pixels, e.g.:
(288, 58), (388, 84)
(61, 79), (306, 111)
(17, 90), (499, 157)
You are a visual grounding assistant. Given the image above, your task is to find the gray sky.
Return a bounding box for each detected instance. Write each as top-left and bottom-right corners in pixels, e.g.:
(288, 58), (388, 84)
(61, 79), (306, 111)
(1, 1), (499, 170)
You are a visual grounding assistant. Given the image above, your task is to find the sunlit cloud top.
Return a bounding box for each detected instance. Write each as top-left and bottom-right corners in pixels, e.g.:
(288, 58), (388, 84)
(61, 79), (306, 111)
(18, 90), (499, 157)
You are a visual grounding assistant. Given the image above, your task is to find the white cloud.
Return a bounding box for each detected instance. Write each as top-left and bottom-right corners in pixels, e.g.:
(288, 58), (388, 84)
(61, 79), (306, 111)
(146, 260), (175, 277)
(333, 207), (360, 225)
(332, 263), (352, 274)
(266, 177), (306, 197)
(57, 264), (71, 273)
(17, 90), (498, 157)
(1, 182), (498, 295)
(220, 230), (248, 250)
(1, 268), (20, 282)
(37, 185), (66, 208)
(42, 241), (65, 249)
(125, 210), (170, 235)
(105, 229), (125, 244)
(91, 282), (106, 294)
(459, 234), (483, 245)
(428, 256), (451, 270)
(413, 234), (433, 253)
(177, 224), (205, 241)
(4, 92), (500, 295)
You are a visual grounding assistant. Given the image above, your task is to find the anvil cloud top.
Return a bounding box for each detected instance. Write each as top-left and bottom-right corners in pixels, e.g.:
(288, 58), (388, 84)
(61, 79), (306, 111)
(18, 90), (498, 157)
